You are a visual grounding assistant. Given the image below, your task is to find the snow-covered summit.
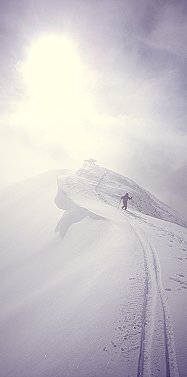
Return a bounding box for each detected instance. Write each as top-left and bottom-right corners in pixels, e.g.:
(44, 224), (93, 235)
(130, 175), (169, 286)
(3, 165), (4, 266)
(56, 163), (186, 228)
(1, 163), (187, 377)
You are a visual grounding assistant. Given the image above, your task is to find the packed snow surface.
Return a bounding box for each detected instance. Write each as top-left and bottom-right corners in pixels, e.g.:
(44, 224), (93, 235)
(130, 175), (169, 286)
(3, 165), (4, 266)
(0, 165), (187, 377)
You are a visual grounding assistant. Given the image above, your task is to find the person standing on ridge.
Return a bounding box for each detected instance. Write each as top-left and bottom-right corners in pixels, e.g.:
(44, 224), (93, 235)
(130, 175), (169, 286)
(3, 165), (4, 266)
(121, 193), (132, 210)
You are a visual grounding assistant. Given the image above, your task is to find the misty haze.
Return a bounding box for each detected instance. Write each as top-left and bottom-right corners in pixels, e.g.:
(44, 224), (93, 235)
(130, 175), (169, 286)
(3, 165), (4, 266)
(0, 1), (187, 377)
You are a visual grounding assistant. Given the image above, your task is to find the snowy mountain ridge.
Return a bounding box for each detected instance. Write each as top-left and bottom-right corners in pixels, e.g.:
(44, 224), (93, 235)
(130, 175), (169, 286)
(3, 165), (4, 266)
(0, 164), (187, 377)
(57, 164), (186, 228)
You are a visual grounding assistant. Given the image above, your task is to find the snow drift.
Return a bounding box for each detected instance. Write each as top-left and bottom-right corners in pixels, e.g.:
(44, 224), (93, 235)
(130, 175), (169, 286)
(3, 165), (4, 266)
(0, 164), (187, 377)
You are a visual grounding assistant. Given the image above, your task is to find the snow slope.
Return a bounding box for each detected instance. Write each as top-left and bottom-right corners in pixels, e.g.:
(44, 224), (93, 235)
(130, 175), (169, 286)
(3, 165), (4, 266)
(0, 165), (187, 377)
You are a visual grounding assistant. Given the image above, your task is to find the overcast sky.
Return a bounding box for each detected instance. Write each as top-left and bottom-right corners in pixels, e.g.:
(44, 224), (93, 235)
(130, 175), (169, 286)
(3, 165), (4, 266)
(0, 0), (187, 220)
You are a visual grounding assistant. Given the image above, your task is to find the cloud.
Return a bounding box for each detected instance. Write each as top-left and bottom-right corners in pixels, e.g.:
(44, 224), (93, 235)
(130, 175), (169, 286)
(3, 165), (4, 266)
(0, 0), (186, 219)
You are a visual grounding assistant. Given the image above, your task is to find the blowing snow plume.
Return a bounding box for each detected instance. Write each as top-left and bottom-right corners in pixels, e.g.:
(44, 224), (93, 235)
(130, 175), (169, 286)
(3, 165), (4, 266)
(0, 163), (187, 377)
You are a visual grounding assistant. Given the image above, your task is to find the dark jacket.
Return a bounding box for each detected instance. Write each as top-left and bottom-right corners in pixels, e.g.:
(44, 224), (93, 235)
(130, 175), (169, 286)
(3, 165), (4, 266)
(121, 193), (132, 203)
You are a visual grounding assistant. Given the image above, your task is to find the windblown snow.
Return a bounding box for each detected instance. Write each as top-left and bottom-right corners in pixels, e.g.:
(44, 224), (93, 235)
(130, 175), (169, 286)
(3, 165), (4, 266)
(0, 164), (187, 377)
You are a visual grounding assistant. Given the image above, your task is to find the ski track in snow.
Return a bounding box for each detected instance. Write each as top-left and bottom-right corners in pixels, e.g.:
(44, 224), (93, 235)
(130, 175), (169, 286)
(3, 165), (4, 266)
(126, 217), (179, 377)
(95, 169), (180, 377)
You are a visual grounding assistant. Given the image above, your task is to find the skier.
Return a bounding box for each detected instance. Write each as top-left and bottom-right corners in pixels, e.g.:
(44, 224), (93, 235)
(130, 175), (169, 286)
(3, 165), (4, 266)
(121, 193), (132, 210)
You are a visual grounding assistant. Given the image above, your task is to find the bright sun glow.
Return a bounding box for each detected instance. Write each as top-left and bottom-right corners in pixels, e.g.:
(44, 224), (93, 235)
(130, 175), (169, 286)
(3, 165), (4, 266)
(22, 35), (83, 109)
(18, 35), (92, 133)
